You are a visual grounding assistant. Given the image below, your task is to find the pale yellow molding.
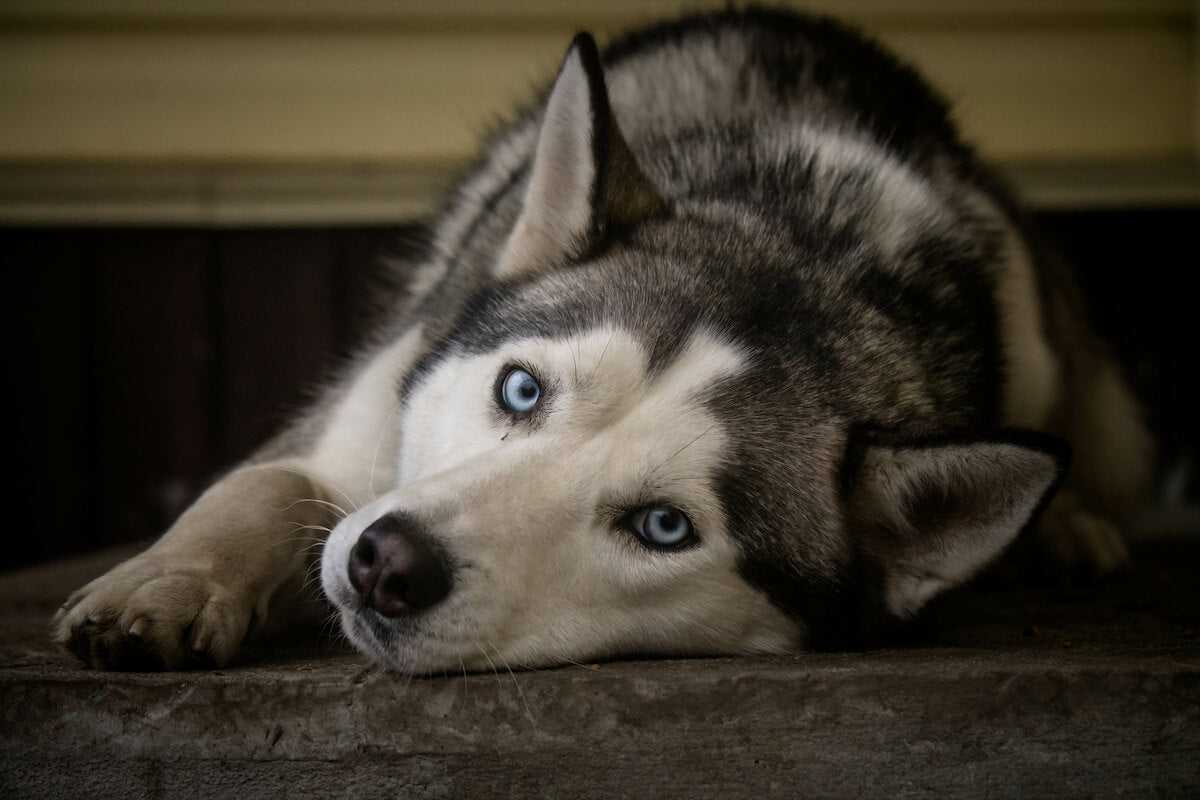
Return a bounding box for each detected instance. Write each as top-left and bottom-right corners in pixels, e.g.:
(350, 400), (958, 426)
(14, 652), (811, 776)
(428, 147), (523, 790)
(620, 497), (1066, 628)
(2, 161), (1196, 226)
(1, 24), (1193, 163)
(0, 0), (1195, 223)
(0, 163), (456, 226)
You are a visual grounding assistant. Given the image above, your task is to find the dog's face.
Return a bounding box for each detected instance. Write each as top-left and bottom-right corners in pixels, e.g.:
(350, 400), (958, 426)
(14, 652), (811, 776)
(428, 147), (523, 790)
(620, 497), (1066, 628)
(318, 252), (1062, 674)
(319, 33), (1066, 674)
(321, 320), (803, 673)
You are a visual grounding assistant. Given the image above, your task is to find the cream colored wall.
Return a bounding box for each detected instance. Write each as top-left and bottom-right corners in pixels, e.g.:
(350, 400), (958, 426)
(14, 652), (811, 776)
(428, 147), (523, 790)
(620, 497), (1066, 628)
(0, 0), (1196, 223)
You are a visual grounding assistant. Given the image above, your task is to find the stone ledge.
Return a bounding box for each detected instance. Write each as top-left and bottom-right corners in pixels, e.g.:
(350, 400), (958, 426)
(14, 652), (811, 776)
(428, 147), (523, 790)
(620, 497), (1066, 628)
(2, 539), (1198, 799)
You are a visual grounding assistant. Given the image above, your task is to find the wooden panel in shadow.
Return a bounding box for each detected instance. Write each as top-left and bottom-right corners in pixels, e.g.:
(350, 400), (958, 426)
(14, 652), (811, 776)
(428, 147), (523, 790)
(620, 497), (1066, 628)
(212, 230), (339, 463)
(89, 230), (214, 554)
(0, 230), (91, 567)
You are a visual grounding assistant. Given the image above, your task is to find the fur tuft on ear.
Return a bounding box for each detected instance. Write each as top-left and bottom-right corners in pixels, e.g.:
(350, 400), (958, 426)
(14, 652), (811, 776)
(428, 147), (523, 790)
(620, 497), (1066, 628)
(846, 430), (1068, 619)
(495, 33), (665, 281)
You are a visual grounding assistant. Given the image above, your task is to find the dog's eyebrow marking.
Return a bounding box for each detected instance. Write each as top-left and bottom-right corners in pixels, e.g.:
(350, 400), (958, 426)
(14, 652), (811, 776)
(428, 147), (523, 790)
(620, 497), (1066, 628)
(648, 330), (748, 404)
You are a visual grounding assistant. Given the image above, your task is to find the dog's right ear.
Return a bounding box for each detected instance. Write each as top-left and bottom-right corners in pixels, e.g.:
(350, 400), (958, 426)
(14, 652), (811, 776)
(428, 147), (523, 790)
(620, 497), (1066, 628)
(844, 430), (1068, 621)
(495, 33), (666, 281)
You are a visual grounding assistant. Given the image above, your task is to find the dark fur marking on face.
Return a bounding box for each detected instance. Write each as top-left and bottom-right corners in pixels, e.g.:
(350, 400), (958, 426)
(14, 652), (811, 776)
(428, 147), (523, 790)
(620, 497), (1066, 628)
(736, 543), (891, 651)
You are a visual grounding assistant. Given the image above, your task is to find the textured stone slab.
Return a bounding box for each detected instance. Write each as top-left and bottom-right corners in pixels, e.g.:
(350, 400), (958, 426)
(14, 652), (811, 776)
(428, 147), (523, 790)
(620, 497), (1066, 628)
(2, 539), (1198, 799)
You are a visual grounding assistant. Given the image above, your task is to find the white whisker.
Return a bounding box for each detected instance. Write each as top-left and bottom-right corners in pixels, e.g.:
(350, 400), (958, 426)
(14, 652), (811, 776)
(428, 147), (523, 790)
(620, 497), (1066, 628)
(487, 640), (536, 729)
(368, 395), (407, 502)
(275, 465), (361, 515)
(650, 423), (716, 477)
(284, 496), (352, 520)
(553, 654), (601, 671)
(586, 328), (617, 384)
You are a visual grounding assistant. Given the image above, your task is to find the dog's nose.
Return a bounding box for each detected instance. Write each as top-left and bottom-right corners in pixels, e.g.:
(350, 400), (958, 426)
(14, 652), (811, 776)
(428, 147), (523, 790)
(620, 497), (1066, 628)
(347, 513), (452, 616)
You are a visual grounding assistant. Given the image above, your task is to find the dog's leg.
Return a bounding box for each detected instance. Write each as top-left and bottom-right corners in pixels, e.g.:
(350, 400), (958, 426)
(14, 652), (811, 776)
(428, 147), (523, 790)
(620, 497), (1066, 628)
(54, 327), (424, 669)
(1037, 355), (1153, 579)
(1028, 322), (1153, 580)
(995, 225), (1153, 581)
(52, 463), (336, 669)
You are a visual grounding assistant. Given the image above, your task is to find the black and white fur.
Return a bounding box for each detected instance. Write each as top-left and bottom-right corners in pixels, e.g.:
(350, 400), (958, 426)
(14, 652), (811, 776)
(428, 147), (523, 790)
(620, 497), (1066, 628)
(56, 10), (1151, 672)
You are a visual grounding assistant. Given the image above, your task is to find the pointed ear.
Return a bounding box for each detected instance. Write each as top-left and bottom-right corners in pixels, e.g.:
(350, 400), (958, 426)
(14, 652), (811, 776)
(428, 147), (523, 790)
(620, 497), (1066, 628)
(846, 431), (1069, 619)
(495, 33), (666, 281)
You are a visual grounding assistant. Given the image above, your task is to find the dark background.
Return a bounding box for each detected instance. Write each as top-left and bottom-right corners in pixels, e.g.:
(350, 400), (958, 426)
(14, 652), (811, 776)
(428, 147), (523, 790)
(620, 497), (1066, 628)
(2, 209), (1196, 570)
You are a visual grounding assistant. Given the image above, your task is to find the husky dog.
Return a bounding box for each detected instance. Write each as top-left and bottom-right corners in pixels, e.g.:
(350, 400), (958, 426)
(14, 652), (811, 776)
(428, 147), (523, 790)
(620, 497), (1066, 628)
(56, 10), (1151, 673)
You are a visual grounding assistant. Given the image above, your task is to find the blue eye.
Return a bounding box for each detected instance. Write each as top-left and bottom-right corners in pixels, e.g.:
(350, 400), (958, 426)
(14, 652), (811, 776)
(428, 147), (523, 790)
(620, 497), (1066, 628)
(500, 367), (541, 415)
(630, 505), (694, 549)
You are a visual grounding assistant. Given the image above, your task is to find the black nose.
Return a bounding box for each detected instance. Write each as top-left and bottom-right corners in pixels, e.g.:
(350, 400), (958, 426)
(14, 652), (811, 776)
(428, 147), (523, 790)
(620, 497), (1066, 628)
(347, 513), (452, 617)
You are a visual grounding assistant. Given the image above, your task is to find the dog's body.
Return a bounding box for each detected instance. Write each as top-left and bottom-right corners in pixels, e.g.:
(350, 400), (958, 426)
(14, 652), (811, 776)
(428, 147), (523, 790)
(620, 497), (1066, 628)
(57, 10), (1151, 673)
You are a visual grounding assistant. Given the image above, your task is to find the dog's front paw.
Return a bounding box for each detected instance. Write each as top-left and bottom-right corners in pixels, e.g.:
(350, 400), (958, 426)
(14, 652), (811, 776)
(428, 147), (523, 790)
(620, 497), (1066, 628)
(52, 555), (252, 670)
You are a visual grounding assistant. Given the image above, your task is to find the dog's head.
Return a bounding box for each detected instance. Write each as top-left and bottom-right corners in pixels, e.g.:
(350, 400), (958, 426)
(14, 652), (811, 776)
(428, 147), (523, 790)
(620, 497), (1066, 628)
(320, 35), (1066, 673)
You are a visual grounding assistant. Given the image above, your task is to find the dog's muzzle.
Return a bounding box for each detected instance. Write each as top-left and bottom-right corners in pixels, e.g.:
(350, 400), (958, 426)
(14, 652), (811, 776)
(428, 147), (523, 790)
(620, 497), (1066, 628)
(347, 513), (453, 617)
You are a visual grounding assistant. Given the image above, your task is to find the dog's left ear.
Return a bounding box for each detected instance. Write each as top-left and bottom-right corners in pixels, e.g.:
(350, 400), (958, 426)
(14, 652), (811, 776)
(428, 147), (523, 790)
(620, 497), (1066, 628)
(495, 33), (666, 281)
(845, 431), (1068, 620)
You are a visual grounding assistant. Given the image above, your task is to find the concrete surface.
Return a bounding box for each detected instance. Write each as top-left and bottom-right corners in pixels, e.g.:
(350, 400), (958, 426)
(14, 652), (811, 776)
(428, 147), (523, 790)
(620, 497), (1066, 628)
(1, 538), (1198, 799)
